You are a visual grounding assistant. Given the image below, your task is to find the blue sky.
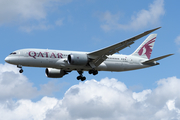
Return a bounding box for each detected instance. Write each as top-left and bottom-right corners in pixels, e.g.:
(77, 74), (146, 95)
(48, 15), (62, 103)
(0, 0), (180, 119)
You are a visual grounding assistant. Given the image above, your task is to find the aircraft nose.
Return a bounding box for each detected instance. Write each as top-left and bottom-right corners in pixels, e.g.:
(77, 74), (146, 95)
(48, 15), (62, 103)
(5, 56), (10, 63)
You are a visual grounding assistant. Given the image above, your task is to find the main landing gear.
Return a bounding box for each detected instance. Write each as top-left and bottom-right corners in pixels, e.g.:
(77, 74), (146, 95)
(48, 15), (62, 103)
(77, 71), (86, 81)
(77, 69), (98, 81)
(88, 69), (98, 75)
(17, 65), (23, 73)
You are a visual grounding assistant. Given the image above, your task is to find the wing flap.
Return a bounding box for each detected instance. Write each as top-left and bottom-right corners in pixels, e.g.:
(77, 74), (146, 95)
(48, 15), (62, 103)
(89, 55), (108, 68)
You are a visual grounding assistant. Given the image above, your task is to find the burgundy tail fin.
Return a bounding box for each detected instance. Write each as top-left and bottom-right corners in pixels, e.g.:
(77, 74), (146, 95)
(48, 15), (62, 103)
(131, 34), (157, 59)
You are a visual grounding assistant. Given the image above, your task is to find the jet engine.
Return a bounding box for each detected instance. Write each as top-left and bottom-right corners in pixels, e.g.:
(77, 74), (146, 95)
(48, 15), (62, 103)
(68, 53), (89, 66)
(45, 68), (66, 78)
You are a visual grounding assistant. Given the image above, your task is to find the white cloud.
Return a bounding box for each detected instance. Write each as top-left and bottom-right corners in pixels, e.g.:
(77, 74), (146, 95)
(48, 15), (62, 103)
(0, 0), (72, 23)
(98, 0), (165, 31)
(0, 63), (60, 100)
(1, 65), (180, 119)
(19, 23), (53, 33)
(55, 18), (64, 26)
(0, 0), (45, 24)
(175, 35), (180, 53)
(0, 0), (72, 32)
(133, 89), (152, 102)
(40, 77), (180, 120)
(175, 35), (180, 45)
(0, 97), (58, 120)
(166, 99), (176, 111)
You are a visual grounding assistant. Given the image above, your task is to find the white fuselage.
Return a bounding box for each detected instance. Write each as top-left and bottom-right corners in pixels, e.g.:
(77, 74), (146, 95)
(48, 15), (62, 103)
(4, 28), (172, 80)
(5, 49), (150, 72)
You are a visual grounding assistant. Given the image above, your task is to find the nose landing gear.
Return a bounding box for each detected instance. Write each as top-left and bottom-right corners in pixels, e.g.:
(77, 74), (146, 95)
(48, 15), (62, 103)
(17, 65), (23, 73)
(19, 69), (23, 73)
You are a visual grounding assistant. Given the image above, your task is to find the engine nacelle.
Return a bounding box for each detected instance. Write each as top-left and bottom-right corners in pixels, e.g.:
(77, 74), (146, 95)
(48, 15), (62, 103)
(45, 68), (66, 78)
(68, 53), (88, 66)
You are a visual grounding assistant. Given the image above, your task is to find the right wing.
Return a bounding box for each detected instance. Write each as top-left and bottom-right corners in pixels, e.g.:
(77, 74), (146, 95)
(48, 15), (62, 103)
(87, 27), (161, 68)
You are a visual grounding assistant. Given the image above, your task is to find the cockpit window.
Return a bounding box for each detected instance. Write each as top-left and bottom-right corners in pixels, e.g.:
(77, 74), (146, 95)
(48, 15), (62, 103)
(10, 52), (17, 55)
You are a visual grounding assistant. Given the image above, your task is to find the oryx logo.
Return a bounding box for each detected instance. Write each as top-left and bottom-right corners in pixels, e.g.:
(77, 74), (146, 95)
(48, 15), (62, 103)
(138, 37), (156, 59)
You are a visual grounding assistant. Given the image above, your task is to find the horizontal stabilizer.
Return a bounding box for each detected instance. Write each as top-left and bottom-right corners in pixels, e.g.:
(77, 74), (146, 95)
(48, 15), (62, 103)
(142, 54), (174, 65)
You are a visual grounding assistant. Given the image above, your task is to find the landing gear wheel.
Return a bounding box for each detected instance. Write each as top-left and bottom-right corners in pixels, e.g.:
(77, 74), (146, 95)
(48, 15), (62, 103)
(93, 70), (98, 75)
(89, 70), (98, 75)
(77, 76), (86, 81)
(77, 76), (81, 80)
(19, 69), (23, 73)
(77, 71), (86, 81)
(88, 70), (93, 74)
(17, 65), (23, 73)
(81, 76), (86, 81)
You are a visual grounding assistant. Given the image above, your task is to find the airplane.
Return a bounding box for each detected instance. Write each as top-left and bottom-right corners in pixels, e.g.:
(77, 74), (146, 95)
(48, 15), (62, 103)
(5, 27), (173, 81)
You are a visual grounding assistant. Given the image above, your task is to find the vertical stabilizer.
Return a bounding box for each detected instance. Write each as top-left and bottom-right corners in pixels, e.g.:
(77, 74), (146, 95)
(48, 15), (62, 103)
(131, 34), (157, 59)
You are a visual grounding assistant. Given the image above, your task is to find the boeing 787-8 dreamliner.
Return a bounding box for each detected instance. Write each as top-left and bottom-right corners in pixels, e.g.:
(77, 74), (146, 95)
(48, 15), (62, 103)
(5, 27), (173, 81)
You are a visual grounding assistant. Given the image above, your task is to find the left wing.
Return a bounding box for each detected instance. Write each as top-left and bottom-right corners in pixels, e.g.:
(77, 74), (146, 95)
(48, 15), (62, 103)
(87, 27), (161, 68)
